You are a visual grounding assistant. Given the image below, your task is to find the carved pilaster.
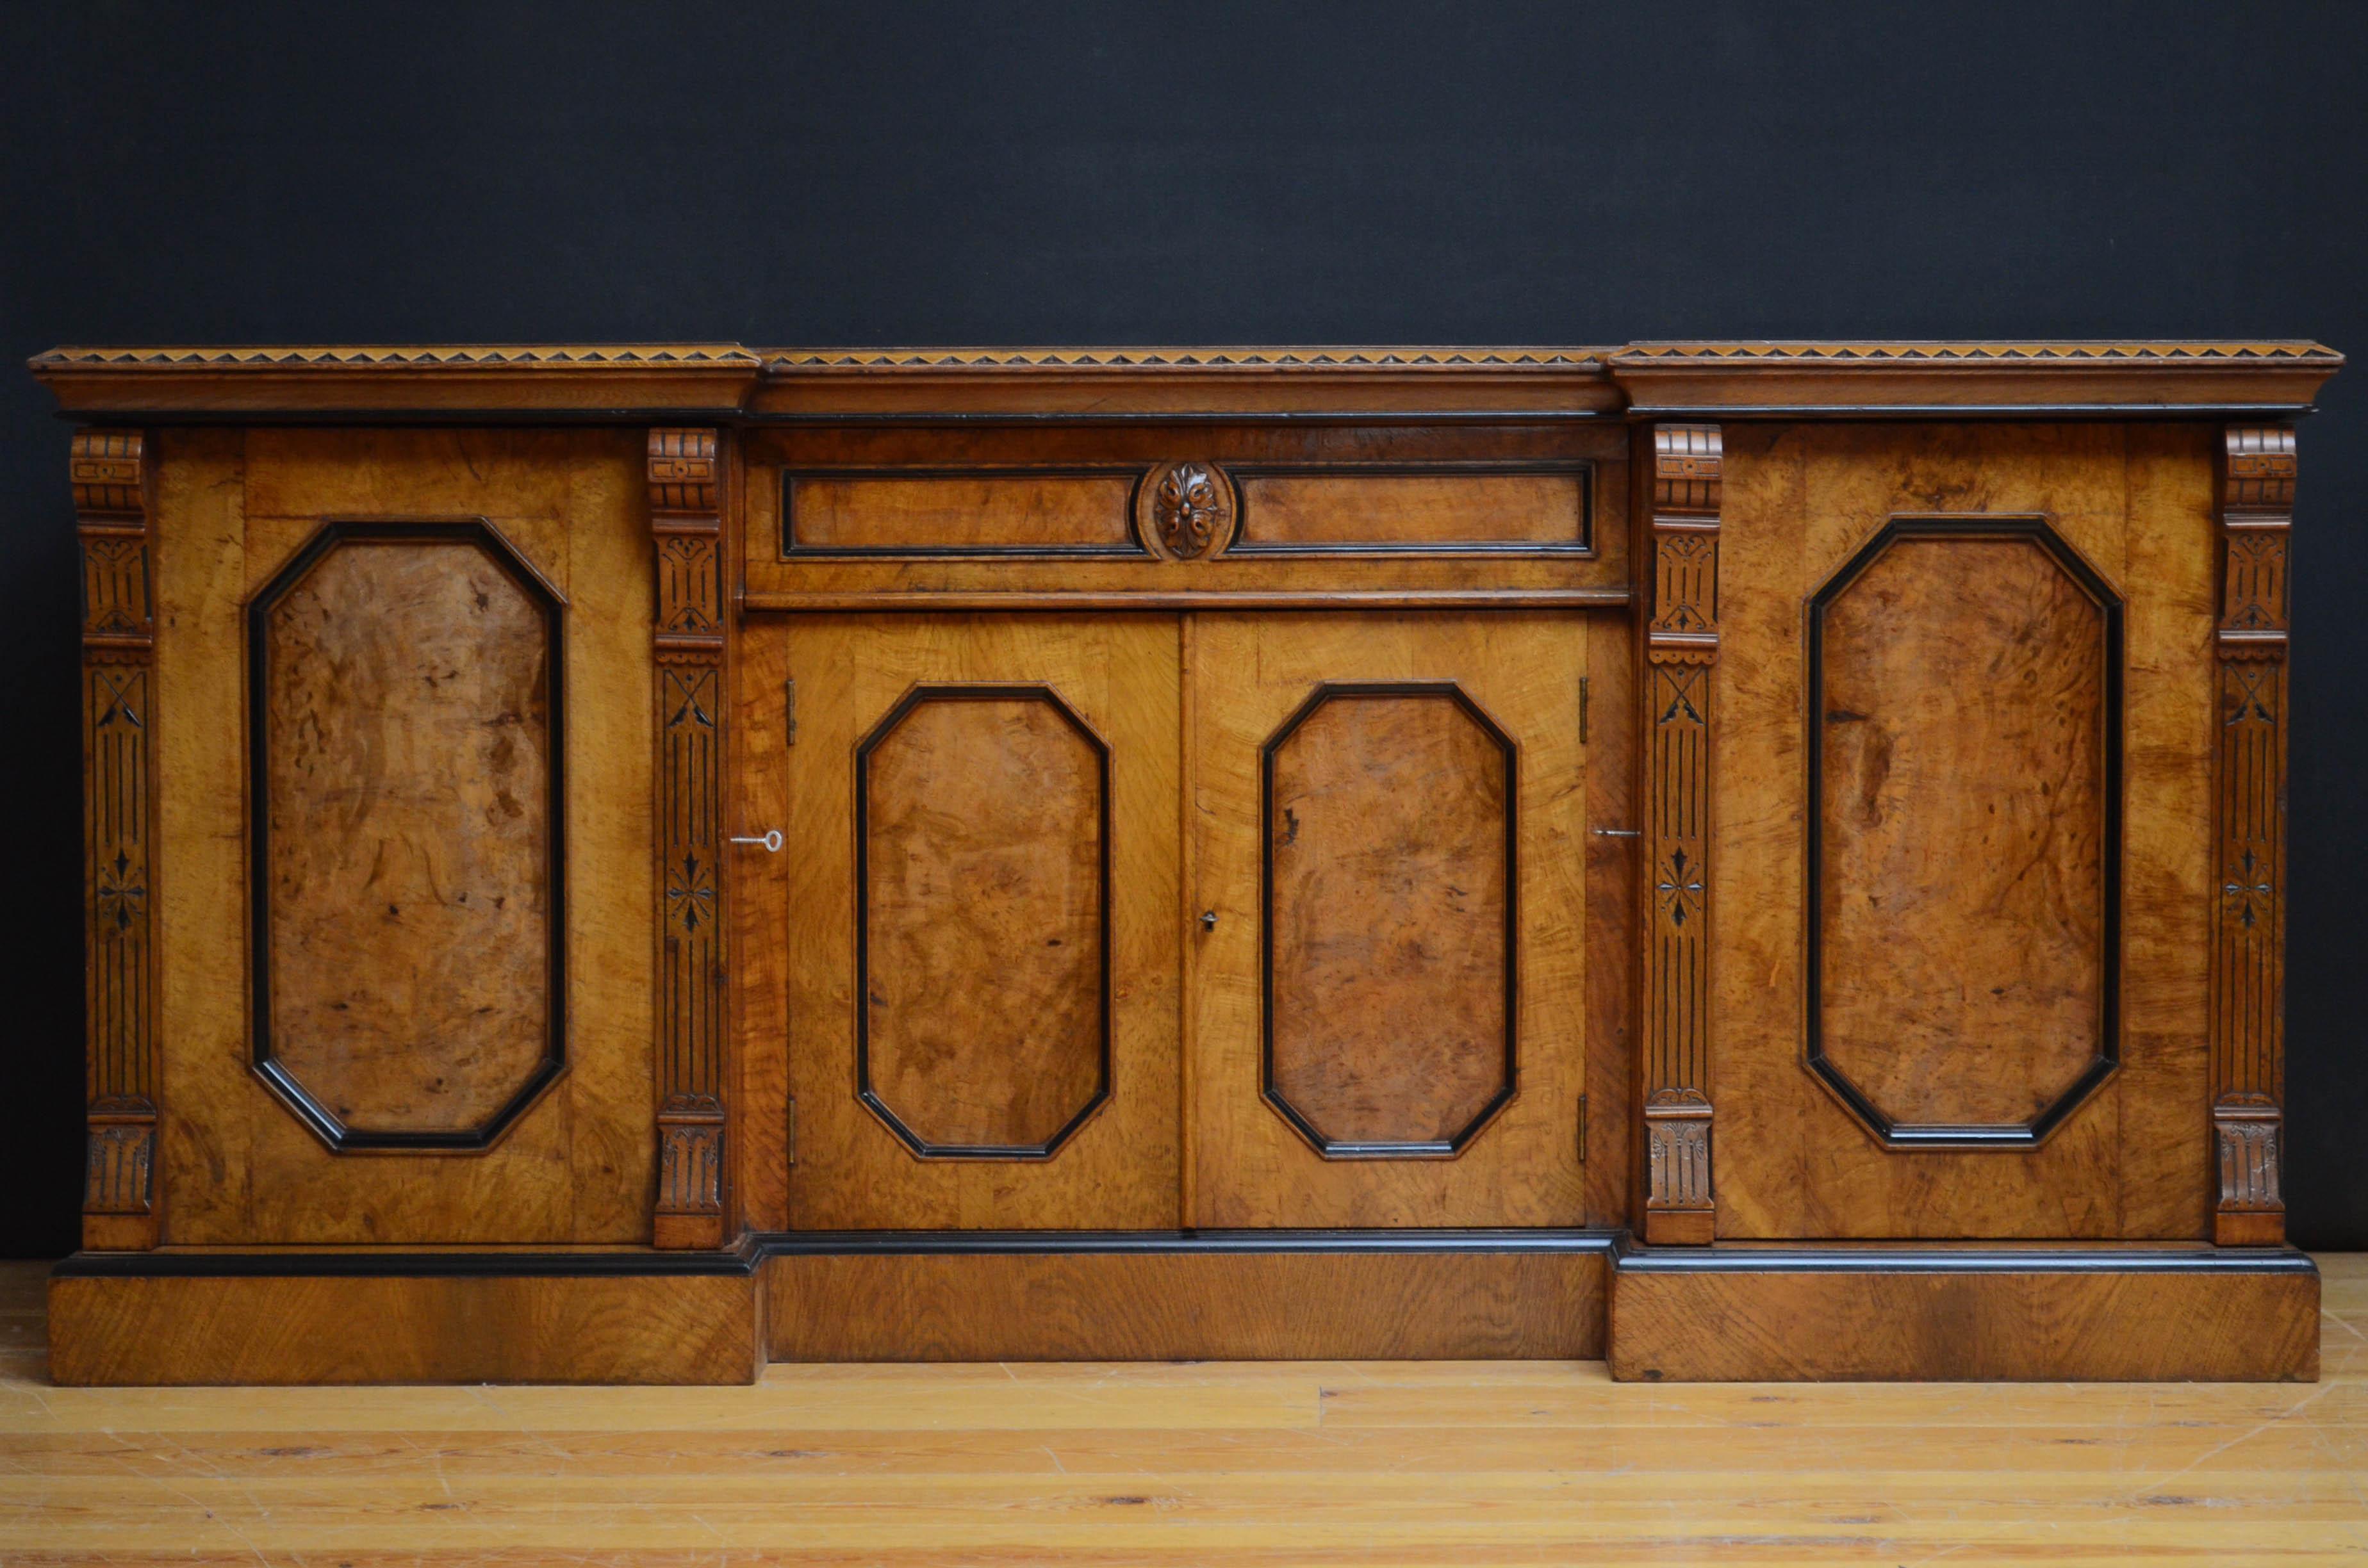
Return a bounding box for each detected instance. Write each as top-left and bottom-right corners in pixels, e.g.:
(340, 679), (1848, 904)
(1641, 425), (1720, 1245)
(76, 430), (159, 1250)
(2211, 425), (2292, 1246)
(650, 429), (727, 1249)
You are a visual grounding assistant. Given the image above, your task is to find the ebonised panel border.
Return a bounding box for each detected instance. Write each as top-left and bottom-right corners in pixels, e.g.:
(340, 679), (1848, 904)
(1259, 681), (1520, 1159)
(1804, 514), (2123, 1150)
(245, 519), (568, 1153)
(852, 683), (1114, 1160)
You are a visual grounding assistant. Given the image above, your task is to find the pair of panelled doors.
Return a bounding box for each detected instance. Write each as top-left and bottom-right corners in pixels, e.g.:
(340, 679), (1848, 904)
(739, 613), (1590, 1229)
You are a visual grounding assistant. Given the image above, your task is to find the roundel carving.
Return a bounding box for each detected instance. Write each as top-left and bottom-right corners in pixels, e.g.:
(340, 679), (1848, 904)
(248, 521), (566, 1151)
(1137, 460), (1236, 560)
(856, 685), (1112, 1159)
(1807, 516), (2123, 1147)
(1260, 682), (1518, 1157)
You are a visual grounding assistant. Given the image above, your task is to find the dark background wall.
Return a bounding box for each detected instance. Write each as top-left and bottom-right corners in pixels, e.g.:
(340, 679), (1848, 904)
(4, 1), (2363, 1254)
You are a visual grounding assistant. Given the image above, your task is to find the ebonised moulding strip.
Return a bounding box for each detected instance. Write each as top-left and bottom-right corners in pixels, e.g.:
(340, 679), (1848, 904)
(52, 1230), (1622, 1280)
(53, 1236), (766, 1279)
(1613, 1243), (2317, 1275)
(760, 1229), (1622, 1256)
(1619, 403), (2330, 420)
(740, 589), (1634, 614)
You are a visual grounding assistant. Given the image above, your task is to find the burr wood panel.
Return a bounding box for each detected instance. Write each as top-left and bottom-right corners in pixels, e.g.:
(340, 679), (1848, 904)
(76, 429), (159, 1250)
(2211, 425), (2294, 1247)
(857, 689), (1111, 1157)
(1230, 467), (1588, 554)
(1262, 686), (1516, 1156)
(784, 470), (1140, 555)
(1808, 521), (2120, 1143)
(249, 526), (564, 1147)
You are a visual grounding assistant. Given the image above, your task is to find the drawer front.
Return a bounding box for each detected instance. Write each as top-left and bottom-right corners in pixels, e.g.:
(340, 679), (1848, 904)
(743, 424), (1630, 610)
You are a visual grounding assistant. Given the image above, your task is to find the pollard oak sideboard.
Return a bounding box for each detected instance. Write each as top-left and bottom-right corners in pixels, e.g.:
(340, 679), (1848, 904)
(35, 340), (2340, 1384)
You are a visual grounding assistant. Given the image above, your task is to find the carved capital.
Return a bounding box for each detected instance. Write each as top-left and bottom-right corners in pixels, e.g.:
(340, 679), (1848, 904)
(75, 431), (154, 654)
(2218, 427), (2293, 661)
(1137, 461), (1235, 560)
(650, 429), (725, 657)
(648, 427), (720, 521)
(1652, 423), (1723, 516)
(1648, 427), (1721, 663)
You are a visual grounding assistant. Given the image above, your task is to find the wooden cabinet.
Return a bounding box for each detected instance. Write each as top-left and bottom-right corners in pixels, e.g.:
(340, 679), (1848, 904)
(31, 340), (2342, 1385)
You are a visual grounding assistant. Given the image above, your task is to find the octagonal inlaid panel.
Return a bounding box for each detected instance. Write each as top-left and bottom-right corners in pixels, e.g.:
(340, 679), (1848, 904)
(1262, 683), (1517, 1157)
(857, 685), (1110, 1158)
(1809, 516), (2122, 1145)
(249, 521), (564, 1150)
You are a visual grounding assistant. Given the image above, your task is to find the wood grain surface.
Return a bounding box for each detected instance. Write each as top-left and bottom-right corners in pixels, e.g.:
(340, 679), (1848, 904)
(1265, 690), (1513, 1150)
(755, 616), (1181, 1229)
(1713, 423), (2219, 1239)
(6, 1257), (2363, 1562)
(787, 472), (1137, 551)
(45, 1267), (758, 1386)
(1234, 470), (1586, 550)
(740, 422), (1631, 608)
(1609, 1254), (2320, 1382)
(1814, 532), (2109, 1131)
(862, 694), (1107, 1152)
(152, 428), (655, 1246)
(767, 1250), (1602, 1360)
(1189, 614), (1586, 1227)
(259, 535), (555, 1135)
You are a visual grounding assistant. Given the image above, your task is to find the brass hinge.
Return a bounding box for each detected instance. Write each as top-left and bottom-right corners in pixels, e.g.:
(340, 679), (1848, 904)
(1576, 1092), (1588, 1164)
(1578, 675), (1590, 746)
(786, 1097), (797, 1165)
(785, 677), (798, 746)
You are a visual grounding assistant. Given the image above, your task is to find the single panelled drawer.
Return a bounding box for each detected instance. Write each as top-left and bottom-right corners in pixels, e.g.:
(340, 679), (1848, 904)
(744, 425), (1630, 610)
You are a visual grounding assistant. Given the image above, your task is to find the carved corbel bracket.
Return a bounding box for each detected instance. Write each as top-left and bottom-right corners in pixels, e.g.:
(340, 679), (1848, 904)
(1641, 425), (1720, 1246)
(2211, 425), (2293, 1246)
(649, 429), (728, 1249)
(76, 429), (160, 1250)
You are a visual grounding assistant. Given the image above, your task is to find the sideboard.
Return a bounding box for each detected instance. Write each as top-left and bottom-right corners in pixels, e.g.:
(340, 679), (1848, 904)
(33, 339), (2339, 1383)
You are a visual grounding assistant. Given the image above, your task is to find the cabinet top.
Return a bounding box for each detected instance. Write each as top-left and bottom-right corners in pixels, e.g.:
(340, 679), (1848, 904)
(29, 339), (2340, 420)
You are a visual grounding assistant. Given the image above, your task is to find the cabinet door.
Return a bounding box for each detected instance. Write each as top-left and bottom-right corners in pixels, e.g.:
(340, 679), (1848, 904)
(1187, 614), (1589, 1227)
(756, 616), (1182, 1229)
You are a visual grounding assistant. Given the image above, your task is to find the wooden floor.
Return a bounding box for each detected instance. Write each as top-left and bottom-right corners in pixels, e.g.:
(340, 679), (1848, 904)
(2, 1258), (2362, 1564)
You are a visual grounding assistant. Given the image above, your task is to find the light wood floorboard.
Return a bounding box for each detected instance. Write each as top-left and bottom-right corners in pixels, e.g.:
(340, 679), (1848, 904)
(2, 1257), (2363, 1564)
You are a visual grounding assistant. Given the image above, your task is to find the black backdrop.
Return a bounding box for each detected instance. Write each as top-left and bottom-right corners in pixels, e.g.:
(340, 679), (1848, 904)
(4, 2), (2363, 1255)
